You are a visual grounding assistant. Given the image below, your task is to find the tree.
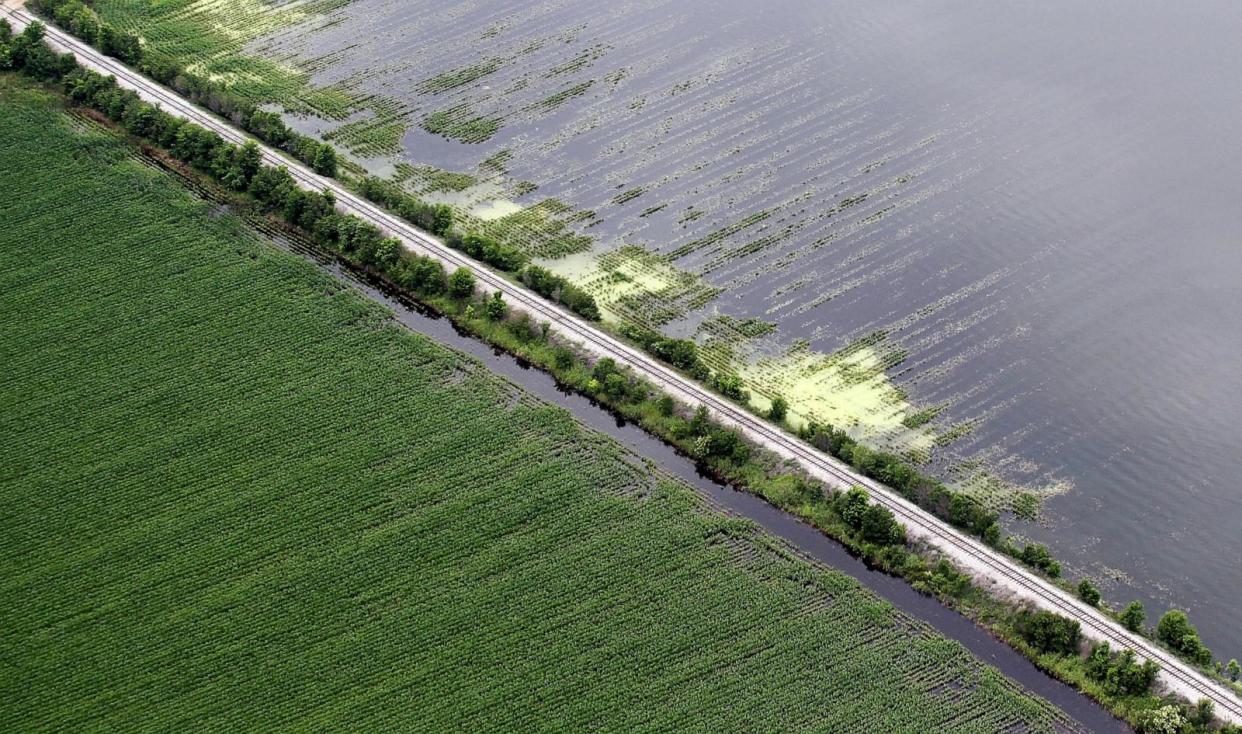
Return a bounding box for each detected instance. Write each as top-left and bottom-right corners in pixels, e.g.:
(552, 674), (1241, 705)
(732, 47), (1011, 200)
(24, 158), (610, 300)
(1157, 610), (1194, 646)
(236, 141), (262, 185)
(311, 143), (337, 177)
(1085, 641), (1112, 680)
(839, 487), (869, 529)
(552, 347), (575, 371)
(981, 522), (1002, 547)
(689, 405), (710, 436)
(248, 166), (295, 208)
(483, 292), (506, 321)
(1155, 610), (1213, 666)
(649, 338), (699, 371)
(1121, 601), (1146, 632)
(99, 25), (141, 65)
(121, 101), (157, 138)
(602, 373), (630, 401)
(860, 504), (905, 546)
(1228, 658), (1240, 682)
(398, 256), (446, 295)
(431, 204), (453, 235)
(591, 357), (618, 382)
(768, 396), (788, 423)
(711, 372), (749, 402)
(1077, 579), (1101, 607)
(1020, 611), (1080, 655)
(69, 6), (99, 45)
(447, 267), (475, 299)
(372, 238), (400, 269)
(1103, 649), (1159, 696)
(1019, 543), (1061, 578)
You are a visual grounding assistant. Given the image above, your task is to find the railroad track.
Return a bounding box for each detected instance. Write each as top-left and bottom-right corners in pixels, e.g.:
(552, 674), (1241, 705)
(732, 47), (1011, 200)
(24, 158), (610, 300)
(10, 6), (1238, 722)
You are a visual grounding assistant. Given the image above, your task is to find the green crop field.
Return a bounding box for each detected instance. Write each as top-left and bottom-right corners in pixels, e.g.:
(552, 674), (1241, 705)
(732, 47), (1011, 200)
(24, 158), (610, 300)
(0, 77), (1073, 732)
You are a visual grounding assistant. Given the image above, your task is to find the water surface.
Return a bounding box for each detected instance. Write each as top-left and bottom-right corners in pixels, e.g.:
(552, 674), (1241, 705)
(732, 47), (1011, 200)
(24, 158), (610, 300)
(251, 0), (1242, 656)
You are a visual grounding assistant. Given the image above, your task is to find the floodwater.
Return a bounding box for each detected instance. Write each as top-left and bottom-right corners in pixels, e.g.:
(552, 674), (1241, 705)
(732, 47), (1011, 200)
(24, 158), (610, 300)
(265, 227), (1125, 734)
(249, 0), (1242, 657)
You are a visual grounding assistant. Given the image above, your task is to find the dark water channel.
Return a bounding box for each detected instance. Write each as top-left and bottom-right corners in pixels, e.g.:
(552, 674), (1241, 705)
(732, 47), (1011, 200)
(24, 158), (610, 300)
(273, 235), (1128, 733)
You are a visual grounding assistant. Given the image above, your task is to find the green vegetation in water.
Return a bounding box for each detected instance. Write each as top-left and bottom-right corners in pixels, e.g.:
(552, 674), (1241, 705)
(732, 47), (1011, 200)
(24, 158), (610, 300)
(480, 148), (513, 174)
(668, 209), (773, 260)
(323, 114), (408, 157)
(902, 403), (947, 430)
(393, 162), (478, 194)
(534, 80), (594, 112)
(92, 0), (358, 118)
(474, 199), (595, 258)
(1013, 492), (1040, 521)
(0, 75), (1077, 734)
(550, 245), (724, 327)
(421, 104), (503, 144)
(415, 57), (505, 94)
(611, 186), (646, 205)
(543, 44), (607, 77)
(698, 313), (778, 342)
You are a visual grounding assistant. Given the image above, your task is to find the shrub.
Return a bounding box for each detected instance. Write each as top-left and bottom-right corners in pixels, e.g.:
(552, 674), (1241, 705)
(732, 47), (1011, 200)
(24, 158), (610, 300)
(1156, 610), (1213, 666)
(1101, 649), (1159, 696)
(710, 372), (749, 402)
(1018, 543), (1061, 578)
(448, 267), (475, 299)
(519, 265), (600, 321)
(1120, 601), (1146, 632)
(460, 232), (527, 273)
(356, 175), (453, 236)
(860, 504), (905, 546)
(1136, 705), (1184, 734)
(1077, 579), (1101, 607)
(552, 347), (575, 371)
(1019, 611), (1080, 655)
(838, 487), (870, 529)
(483, 292), (506, 321)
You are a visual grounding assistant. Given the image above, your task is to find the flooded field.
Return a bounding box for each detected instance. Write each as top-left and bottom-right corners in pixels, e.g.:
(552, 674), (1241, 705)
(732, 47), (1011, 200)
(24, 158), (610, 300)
(100, 0), (1242, 656)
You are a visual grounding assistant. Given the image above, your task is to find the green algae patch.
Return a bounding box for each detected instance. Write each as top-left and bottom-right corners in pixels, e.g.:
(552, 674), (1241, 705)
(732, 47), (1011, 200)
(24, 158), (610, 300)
(736, 339), (938, 459)
(547, 245), (723, 326)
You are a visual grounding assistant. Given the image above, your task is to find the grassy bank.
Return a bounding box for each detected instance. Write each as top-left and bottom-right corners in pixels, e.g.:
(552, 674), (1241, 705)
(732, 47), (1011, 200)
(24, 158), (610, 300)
(0, 75), (1084, 732)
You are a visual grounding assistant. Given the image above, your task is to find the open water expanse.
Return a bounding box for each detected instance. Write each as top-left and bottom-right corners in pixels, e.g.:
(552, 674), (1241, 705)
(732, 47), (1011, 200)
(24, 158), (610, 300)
(250, 0), (1242, 656)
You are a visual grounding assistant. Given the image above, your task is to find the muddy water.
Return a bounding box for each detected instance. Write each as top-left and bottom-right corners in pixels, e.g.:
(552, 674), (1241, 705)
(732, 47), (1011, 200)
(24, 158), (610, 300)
(247, 0), (1242, 656)
(264, 231), (1125, 733)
